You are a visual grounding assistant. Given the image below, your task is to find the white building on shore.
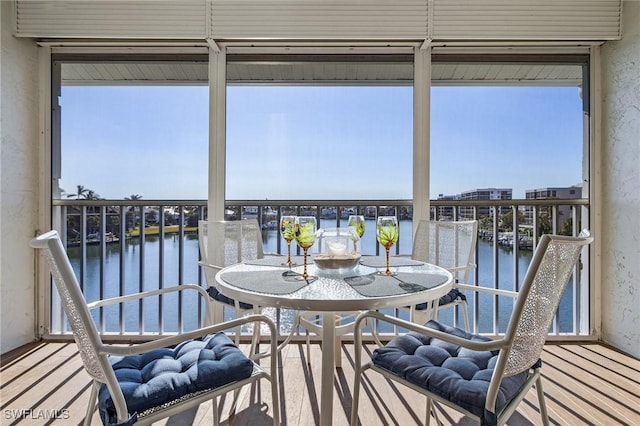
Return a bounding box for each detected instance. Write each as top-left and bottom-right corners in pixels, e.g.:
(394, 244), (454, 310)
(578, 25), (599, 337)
(524, 186), (583, 232)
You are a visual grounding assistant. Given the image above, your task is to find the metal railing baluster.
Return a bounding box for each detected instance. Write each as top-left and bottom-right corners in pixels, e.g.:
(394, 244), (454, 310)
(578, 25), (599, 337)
(50, 198), (590, 340)
(158, 205), (165, 335)
(139, 205), (145, 333)
(119, 204), (126, 335)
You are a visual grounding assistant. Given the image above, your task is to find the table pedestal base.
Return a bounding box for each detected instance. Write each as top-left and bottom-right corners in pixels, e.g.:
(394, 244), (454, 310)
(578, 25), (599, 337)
(320, 312), (336, 426)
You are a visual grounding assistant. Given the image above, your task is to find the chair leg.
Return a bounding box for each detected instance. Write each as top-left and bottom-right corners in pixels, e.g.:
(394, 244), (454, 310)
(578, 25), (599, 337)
(305, 328), (312, 365)
(536, 376), (550, 426)
(212, 396), (220, 426)
(334, 315), (342, 368)
(270, 371), (280, 426)
(368, 318), (383, 347)
(249, 319), (260, 360)
(412, 300), (437, 325)
(460, 300), (470, 332)
(303, 312), (317, 365)
(424, 397), (431, 426)
(233, 326), (241, 345)
(83, 381), (99, 426)
(233, 303), (243, 346)
(350, 367), (362, 426)
(412, 303), (434, 326)
(425, 396), (432, 426)
(427, 397), (444, 426)
(277, 310), (300, 353)
(211, 299), (224, 325)
(229, 388), (241, 417)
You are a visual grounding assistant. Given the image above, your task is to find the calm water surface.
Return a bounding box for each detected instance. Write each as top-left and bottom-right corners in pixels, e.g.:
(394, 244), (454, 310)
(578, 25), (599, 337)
(66, 220), (574, 334)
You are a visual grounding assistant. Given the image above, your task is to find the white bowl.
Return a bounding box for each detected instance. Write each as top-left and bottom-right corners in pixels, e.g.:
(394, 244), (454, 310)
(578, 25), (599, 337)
(313, 254), (361, 271)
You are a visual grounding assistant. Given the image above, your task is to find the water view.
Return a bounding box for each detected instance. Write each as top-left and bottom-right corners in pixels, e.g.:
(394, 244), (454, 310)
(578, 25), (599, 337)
(65, 219), (575, 335)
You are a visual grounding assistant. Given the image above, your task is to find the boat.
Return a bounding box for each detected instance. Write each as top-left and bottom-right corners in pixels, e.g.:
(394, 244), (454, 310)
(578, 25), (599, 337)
(68, 232), (119, 247)
(126, 225), (198, 237)
(340, 207), (356, 219)
(261, 220), (278, 230)
(321, 207), (337, 219)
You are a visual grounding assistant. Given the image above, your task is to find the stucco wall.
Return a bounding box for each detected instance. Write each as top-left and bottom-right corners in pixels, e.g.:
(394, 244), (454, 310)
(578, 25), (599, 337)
(600, 0), (640, 358)
(0, 2), (40, 353)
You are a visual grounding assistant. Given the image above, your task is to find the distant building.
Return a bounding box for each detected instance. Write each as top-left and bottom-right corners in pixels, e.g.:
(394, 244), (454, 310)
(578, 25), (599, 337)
(434, 193), (461, 220)
(459, 188), (512, 218)
(524, 186), (582, 231)
(525, 186), (581, 200)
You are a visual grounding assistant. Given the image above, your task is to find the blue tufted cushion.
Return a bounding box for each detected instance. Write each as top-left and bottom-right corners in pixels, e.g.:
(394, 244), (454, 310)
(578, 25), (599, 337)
(415, 288), (465, 311)
(207, 287), (253, 310)
(98, 332), (253, 425)
(372, 321), (537, 425)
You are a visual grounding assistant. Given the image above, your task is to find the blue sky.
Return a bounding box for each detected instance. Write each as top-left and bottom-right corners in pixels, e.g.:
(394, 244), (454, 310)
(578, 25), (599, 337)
(225, 86), (413, 199)
(60, 84), (583, 200)
(431, 86), (583, 197)
(61, 86), (208, 199)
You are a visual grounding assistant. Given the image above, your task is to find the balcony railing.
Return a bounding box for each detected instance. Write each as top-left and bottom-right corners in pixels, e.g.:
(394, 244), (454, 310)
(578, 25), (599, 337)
(49, 198), (590, 341)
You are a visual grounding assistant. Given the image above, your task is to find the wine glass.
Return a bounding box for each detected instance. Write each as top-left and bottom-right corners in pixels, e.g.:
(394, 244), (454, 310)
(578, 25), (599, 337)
(376, 216), (399, 276)
(280, 215), (296, 266)
(294, 216), (317, 281)
(348, 215), (365, 254)
(348, 215), (366, 238)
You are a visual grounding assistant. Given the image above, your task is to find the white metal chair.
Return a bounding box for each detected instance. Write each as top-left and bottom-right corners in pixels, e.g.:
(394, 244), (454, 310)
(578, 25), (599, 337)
(199, 220), (260, 331)
(199, 219), (299, 354)
(409, 219), (478, 329)
(351, 231), (592, 426)
(31, 230), (279, 426)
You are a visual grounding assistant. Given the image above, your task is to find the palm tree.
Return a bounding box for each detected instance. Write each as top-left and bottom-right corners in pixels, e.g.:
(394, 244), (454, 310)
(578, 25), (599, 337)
(498, 210), (526, 232)
(67, 184), (89, 199)
(85, 190), (103, 200)
(124, 195), (143, 232)
(560, 217), (573, 236)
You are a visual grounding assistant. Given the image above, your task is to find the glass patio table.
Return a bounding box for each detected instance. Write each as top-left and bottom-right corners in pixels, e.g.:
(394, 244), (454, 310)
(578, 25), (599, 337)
(215, 256), (453, 426)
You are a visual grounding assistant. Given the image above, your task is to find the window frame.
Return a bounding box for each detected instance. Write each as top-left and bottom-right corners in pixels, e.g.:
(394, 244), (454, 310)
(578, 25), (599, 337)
(42, 44), (595, 339)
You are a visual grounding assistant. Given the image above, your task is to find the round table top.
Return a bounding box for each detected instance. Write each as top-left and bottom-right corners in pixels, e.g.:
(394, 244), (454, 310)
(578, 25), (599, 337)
(215, 258), (453, 312)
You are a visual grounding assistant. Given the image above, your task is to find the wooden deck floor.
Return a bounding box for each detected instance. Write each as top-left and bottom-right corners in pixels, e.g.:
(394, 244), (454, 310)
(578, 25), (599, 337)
(1, 340), (638, 425)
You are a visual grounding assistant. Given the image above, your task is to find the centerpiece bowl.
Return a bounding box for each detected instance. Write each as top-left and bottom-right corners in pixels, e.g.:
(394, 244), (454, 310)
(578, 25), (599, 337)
(313, 227), (361, 272)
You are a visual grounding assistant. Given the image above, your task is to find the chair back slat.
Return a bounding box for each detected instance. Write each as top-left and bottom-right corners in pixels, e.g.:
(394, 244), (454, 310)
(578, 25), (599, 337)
(484, 231), (592, 413)
(504, 232), (592, 376)
(31, 231), (108, 382)
(205, 219), (264, 267)
(198, 220), (209, 262)
(412, 220), (478, 283)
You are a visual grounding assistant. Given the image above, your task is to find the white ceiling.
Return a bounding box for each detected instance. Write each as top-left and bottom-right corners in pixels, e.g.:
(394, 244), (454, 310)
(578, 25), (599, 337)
(61, 58), (583, 86)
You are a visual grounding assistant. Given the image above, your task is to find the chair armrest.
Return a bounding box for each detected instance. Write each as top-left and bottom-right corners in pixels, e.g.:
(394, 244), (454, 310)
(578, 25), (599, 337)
(99, 314), (277, 358)
(199, 261), (222, 273)
(86, 284), (214, 325)
(199, 262), (223, 293)
(86, 284), (210, 309)
(447, 264), (476, 274)
(354, 310), (507, 352)
(455, 283), (518, 298)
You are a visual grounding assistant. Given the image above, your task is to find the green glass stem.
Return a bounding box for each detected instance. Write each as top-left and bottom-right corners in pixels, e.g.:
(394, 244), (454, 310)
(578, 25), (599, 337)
(286, 240), (292, 266)
(385, 247), (391, 275)
(302, 247), (309, 279)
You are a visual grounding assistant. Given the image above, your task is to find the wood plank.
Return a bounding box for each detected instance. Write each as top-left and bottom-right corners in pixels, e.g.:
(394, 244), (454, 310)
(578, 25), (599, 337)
(1, 341), (638, 425)
(543, 345), (640, 424)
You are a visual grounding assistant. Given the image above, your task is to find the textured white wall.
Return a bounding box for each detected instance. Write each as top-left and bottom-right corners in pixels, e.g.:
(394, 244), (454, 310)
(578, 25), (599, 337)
(600, 0), (640, 358)
(0, 2), (40, 353)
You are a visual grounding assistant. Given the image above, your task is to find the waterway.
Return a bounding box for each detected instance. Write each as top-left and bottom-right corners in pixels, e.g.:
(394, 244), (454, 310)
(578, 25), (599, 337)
(65, 219), (575, 335)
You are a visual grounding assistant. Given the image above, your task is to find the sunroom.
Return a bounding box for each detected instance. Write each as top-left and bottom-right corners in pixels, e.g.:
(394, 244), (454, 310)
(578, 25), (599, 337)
(1, 1), (638, 425)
